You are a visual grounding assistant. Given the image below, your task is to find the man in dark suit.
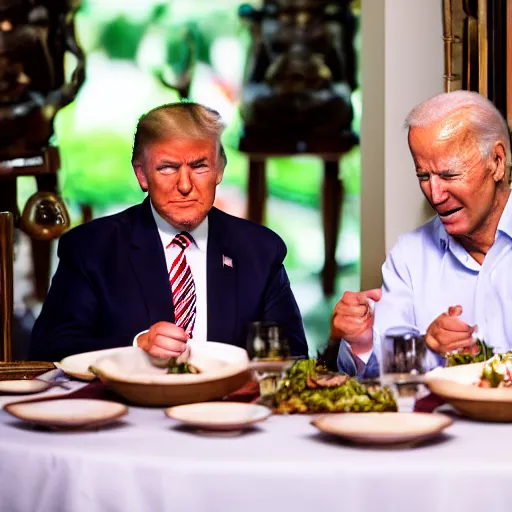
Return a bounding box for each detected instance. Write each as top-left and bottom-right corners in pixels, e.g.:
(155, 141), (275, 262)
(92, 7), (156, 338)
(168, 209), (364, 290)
(30, 102), (308, 362)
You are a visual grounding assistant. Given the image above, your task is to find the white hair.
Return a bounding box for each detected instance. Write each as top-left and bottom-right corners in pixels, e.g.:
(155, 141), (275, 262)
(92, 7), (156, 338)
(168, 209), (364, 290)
(405, 90), (511, 166)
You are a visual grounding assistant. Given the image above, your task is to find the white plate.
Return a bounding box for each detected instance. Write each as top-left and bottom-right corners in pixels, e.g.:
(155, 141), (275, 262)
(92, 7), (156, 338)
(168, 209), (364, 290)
(0, 379), (52, 394)
(56, 348), (123, 381)
(311, 412), (453, 445)
(165, 402), (272, 431)
(4, 399), (128, 430)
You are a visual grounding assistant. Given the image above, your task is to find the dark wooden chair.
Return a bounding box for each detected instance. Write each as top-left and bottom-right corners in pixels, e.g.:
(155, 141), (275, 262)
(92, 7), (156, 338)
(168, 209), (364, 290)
(0, 211), (13, 362)
(240, 130), (358, 297)
(0, 210), (54, 377)
(0, 147), (64, 304)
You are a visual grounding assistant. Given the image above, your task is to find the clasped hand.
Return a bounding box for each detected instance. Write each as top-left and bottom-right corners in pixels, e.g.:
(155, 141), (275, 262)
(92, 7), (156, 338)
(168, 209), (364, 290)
(425, 305), (478, 356)
(331, 288), (382, 353)
(137, 321), (190, 361)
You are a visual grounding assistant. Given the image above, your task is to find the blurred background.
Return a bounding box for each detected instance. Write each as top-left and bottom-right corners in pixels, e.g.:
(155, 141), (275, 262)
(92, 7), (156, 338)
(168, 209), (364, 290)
(12, 0), (363, 357)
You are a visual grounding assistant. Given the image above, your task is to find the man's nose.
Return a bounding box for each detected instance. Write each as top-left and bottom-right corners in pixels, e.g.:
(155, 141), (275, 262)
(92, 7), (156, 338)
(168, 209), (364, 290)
(430, 176), (447, 205)
(177, 169), (192, 194)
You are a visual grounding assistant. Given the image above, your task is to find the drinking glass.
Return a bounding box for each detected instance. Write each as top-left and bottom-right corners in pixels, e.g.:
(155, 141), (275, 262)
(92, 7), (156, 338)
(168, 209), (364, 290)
(246, 321), (292, 400)
(380, 326), (430, 412)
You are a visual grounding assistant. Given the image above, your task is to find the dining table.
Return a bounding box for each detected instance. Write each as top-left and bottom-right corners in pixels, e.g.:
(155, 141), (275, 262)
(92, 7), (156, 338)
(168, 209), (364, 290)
(0, 372), (510, 512)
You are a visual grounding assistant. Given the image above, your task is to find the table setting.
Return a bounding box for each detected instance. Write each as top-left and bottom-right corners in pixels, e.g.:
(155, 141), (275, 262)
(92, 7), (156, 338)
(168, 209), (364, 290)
(1, 324), (512, 512)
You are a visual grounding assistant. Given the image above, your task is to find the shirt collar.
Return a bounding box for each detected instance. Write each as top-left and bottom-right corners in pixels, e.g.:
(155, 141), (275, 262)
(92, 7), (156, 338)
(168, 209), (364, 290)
(150, 201), (208, 252)
(437, 191), (512, 264)
(496, 190), (512, 241)
(436, 216), (449, 252)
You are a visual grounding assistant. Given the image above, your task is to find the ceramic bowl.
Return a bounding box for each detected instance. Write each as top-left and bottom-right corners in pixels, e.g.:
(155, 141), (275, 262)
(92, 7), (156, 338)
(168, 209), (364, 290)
(425, 362), (512, 422)
(89, 343), (251, 407)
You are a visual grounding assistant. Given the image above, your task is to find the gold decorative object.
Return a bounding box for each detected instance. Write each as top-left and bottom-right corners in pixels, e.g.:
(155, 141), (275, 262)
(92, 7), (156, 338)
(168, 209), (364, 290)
(0, 361), (55, 381)
(442, 1), (512, 132)
(442, 0), (488, 96)
(21, 191), (71, 241)
(442, 0), (461, 92)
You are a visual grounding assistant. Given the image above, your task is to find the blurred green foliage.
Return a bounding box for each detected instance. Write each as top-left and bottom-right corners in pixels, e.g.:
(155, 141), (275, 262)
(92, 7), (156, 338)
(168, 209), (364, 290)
(55, 0), (361, 210)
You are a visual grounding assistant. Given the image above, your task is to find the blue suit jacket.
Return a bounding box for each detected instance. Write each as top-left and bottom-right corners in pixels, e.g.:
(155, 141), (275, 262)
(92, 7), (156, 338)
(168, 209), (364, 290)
(29, 199), (308, 361)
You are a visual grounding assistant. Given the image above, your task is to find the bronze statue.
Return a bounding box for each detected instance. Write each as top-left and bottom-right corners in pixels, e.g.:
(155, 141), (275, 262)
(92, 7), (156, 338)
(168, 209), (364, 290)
(239, 0), (357, 139)
(0, 0), (84, 301)
(0, 0), (85, 162)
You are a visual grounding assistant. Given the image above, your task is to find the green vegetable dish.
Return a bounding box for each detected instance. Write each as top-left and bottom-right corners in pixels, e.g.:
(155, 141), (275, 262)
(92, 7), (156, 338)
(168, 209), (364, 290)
(167, 358), (199, 375)
(274, 359), (397, 414)
(446, 339), (494, 367)
(479, 352), (512, 388)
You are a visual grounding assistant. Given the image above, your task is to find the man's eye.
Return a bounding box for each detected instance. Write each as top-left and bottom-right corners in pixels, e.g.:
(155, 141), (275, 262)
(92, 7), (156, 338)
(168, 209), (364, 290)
(417, 175), (430, 182)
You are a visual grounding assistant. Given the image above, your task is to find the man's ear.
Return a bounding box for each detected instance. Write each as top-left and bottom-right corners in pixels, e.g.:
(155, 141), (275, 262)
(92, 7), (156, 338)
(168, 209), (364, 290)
(216, 143), (226, 186)
(215, 167), (224, 186)
(133, 162), (148, 192)
(491, 141), (507, 183)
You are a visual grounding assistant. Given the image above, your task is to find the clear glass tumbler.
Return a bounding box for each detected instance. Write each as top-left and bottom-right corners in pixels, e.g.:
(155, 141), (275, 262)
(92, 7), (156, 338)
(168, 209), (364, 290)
(246, 321), (291, 400)
(380, 326), (430, 412)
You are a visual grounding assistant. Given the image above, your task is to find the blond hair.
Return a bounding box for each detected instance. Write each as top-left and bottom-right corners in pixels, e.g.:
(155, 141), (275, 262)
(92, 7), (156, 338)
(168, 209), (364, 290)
(132, 102), (227, 168)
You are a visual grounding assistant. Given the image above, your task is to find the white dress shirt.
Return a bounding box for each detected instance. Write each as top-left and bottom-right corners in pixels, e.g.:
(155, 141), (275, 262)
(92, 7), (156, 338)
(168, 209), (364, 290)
(133, 202), (208, 344)
(339, 193), (512, 376)
(373, 193), (512, 368)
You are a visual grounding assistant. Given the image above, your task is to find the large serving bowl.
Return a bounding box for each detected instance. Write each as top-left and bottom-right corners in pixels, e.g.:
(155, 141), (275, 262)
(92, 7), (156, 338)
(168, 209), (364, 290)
(89, 343), (251, 407)
(425, 362), (512, 422)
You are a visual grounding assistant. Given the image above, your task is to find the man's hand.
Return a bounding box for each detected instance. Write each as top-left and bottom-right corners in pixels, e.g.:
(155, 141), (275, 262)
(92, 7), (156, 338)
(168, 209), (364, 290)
(331, 289), (382, 354)
(137, 321), (190, 361)
(425, 305), (478, 355)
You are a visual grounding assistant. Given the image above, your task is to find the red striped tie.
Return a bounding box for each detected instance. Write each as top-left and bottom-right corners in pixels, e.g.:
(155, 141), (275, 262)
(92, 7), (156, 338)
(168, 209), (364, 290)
(168, 232), (196, 338)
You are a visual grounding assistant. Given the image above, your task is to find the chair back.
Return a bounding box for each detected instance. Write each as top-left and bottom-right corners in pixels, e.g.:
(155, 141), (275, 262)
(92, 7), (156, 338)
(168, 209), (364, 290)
(0, 211), (13, 362)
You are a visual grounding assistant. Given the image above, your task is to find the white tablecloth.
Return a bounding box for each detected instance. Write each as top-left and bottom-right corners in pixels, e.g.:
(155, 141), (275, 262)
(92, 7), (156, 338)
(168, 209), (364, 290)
(0, 381), (510, 512)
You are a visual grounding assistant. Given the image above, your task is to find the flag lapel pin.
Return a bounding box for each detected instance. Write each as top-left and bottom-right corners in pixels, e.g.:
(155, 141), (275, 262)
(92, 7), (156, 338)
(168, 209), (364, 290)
(222, 255), (233, 268)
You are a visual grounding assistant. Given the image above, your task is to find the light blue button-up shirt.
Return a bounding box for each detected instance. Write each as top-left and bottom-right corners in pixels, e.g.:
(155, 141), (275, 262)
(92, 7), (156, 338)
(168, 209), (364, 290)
(338, 194), (512, 378)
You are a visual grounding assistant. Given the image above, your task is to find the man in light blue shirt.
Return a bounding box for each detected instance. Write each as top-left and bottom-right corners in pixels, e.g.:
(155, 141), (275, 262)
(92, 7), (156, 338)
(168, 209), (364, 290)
(334, 90), (512, 378)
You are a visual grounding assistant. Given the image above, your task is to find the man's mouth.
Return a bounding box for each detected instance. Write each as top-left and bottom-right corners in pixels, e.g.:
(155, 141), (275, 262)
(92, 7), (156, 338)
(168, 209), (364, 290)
(438, 207), (462, 218)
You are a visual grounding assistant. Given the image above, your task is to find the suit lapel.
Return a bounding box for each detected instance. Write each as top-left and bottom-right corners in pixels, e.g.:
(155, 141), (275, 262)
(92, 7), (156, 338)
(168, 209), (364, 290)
(207, 208), (238, 344)
(129, 198), (175, 325)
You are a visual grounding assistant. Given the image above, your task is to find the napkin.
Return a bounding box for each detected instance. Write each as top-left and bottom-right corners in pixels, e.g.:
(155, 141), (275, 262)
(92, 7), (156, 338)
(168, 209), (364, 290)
(414, 393), (446, 413)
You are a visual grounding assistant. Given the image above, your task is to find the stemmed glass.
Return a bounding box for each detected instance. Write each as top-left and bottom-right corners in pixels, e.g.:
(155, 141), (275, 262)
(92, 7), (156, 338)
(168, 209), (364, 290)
(380, 326), (431, 412)
(246, 321), (292, 400)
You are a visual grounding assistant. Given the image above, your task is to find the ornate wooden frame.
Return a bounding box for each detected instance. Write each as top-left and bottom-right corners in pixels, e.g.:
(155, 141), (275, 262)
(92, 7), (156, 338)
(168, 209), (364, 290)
(442, 0), (508, 125)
